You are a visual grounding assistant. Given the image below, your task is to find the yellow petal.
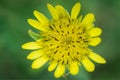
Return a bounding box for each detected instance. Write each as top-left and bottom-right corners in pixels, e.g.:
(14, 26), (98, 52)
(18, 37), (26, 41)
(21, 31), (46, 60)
(22, 42), (42, 50)
(82, 57), (95, 72)
(89, 52), (106, 64)
(27, 19), (47, 32)
(32, 56), (48, 69)
(33, 10), (49, 25)
(70, 61), (79, 75)
(55, 5), (69, 18)
(88, 37), (101, 46)
(47, 3), (58, 19)
(48, 61), (57, 72)
(85, 23), (94, 31)
(71, 2), (81, 19)
(82, 13), (95, 26)
(27, 50), (44, 60)
(78, 15), (83, 22)
(54, 64), (65, 78)
(89, 27), (102, 37)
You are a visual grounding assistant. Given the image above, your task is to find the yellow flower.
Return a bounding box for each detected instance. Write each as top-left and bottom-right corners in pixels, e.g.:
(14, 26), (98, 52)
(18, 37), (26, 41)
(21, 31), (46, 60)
(22, 2), (106, 78)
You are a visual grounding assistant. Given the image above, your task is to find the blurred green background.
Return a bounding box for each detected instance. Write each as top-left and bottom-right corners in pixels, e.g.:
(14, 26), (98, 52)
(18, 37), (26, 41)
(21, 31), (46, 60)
(0, 0), (120, 80)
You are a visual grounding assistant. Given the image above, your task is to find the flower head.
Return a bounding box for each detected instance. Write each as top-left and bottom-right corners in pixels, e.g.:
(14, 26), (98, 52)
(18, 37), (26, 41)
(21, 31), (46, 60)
(22, 2), (106, 78)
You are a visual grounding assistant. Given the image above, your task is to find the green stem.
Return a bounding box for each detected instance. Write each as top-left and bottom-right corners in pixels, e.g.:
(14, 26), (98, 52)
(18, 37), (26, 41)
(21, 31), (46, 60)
(63, 73), (69, 80)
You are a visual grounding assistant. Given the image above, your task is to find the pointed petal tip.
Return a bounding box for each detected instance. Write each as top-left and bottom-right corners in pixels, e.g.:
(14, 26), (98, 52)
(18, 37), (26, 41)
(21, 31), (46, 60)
(21, 43), (30, 49)
(71, 2), (81, 19)
(47, 3), (59, 19)
(89, 52), (107, 64)
(100, 58), (107, 64)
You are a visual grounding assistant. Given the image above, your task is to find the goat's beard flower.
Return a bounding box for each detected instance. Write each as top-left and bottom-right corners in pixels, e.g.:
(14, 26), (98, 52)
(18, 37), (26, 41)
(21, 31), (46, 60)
(22, 2), (106, 78)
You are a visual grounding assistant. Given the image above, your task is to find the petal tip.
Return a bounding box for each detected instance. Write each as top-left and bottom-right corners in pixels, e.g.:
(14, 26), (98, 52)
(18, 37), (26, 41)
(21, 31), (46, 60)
(75, 2), (81, 6)
(89, 27), (102, 37)
(48, 68), (52, 72)
(33, 10), (37, 13)
(89, 37), (102, 46)
(47, 3), (52, 8)
(33, 10), (38, 15)
(31, 62), (39, 69)
(69, 62), (79, 75)
(71, 2), (81, 19)
(31, 65), (39, 69)
(21, 44), (27, 49)
(21, 45), (24, 49)
(54, 64), (65, 78)
(54, 72), (62, 78)
(27, 55), (33, 60)
(88, 68), (95, 72)
(27, 19), (32, 23)
(87, 65), (95, 72)
(70, 70), (79, 75)
(101, 59), (107, 64)
(88, 13), (94, 17)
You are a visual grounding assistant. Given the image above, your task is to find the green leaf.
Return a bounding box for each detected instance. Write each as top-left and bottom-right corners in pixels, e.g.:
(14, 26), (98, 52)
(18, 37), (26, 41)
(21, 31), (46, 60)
(28, 29), (44, 40)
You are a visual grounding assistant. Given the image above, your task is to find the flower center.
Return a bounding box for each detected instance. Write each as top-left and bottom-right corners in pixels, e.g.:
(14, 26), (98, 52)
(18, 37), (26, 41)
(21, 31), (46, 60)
(42, 18), (90, 64)
(65, 37), (71, 45)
